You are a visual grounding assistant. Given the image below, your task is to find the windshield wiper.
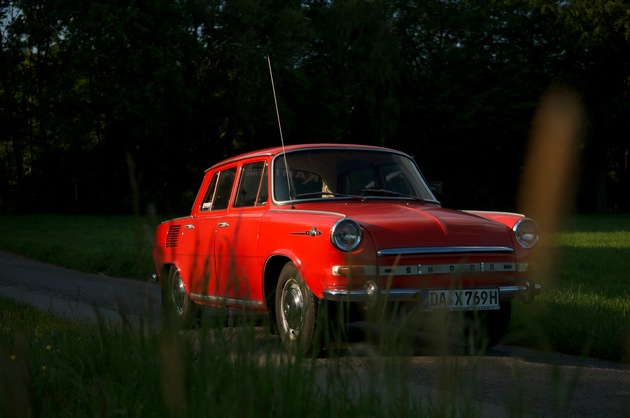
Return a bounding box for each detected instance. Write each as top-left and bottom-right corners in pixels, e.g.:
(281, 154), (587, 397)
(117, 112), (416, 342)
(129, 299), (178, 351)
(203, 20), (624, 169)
(360, 188), (425, 203)
(295, 191), (364, 200)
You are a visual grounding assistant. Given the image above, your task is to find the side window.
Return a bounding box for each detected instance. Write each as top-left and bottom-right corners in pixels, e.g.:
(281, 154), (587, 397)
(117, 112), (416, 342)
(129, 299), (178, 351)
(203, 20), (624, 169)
(234, 162), (268, 208)
(213, 167), (236, 210)
(200, 167), (236, 211)
(200, 174), (218, 211)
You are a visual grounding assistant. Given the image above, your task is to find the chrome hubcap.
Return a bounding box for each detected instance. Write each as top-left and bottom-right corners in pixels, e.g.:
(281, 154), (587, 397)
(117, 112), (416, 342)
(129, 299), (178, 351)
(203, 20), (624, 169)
(172, 272), (187, 315)
(281, 278), (304, 340)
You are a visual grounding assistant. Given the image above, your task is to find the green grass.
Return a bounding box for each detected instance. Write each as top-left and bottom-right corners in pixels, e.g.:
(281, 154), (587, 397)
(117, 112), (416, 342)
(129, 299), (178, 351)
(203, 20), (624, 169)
(0, 298), (437, 418)
(0, 214), (161, 280)
(505, 214), (630, 362)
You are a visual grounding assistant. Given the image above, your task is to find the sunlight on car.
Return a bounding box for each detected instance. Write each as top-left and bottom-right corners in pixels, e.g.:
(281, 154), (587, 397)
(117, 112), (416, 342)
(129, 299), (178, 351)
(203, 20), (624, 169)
(153, 144), (542, 357)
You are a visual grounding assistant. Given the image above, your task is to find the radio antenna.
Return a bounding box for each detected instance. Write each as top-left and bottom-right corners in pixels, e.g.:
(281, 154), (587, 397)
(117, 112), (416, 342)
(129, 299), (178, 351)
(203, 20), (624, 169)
(267, 56), (294, 208)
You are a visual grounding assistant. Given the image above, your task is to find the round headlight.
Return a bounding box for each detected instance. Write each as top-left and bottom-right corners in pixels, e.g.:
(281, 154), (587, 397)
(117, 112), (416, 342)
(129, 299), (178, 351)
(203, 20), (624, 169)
(513, 218), (539, 249)
(330, 218), (362, 251)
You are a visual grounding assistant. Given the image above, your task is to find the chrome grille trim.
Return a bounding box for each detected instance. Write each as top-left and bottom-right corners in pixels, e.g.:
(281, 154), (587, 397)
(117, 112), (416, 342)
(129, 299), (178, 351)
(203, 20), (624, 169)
(379, 262), (517, 276)
(377, 246), (514, 256)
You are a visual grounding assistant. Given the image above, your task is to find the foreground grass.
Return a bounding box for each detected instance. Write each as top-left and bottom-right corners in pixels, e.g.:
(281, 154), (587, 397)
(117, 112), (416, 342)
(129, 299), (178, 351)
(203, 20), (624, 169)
(0, 213), (629, 362)
(0, 298), (442, 418)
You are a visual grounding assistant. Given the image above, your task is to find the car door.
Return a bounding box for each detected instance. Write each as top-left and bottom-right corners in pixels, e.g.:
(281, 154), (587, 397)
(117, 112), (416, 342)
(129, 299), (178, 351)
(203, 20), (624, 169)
(214, 160), (268, 306)
(185, 165), (237, 300)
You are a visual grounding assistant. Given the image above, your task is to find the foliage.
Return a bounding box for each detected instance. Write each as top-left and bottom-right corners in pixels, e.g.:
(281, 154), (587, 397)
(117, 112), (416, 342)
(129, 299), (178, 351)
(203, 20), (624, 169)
(1, 0), (629, 214)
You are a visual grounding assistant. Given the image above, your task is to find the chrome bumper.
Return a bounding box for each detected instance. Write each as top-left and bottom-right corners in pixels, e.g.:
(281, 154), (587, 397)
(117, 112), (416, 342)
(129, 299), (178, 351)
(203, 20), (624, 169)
(322, 282), (542, 304)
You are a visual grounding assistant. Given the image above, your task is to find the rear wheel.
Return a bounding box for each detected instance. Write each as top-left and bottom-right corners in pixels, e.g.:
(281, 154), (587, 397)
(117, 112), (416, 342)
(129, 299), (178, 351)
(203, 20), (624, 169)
(162, 265), (199, 328)
(275, 262), (324, 357)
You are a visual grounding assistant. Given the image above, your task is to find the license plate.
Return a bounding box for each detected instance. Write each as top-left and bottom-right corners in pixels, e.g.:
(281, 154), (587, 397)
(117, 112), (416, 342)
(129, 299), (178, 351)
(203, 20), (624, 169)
(423, 288), (500, 311)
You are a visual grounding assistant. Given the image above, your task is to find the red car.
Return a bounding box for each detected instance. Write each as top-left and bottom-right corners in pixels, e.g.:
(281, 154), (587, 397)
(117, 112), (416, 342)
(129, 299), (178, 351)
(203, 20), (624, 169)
(153, 144), (541, 356)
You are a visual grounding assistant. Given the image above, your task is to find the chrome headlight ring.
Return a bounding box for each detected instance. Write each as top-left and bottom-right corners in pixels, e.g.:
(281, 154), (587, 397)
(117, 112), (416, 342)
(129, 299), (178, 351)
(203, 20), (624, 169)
(513, 217), (539, 249)
(330, 218), (362, 251)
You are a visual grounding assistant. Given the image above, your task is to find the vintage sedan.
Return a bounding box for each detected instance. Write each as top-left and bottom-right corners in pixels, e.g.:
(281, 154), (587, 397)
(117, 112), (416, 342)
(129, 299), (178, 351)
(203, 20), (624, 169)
(152, 143), (541, 356)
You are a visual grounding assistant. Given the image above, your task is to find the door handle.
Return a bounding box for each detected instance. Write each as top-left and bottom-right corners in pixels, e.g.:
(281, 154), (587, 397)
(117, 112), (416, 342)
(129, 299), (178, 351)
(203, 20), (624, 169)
(218, 222), (229, 228)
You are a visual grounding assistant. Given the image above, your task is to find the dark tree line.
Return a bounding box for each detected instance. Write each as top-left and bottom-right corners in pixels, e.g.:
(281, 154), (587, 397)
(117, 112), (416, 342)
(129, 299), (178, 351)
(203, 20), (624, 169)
(1, 0), (628, 215)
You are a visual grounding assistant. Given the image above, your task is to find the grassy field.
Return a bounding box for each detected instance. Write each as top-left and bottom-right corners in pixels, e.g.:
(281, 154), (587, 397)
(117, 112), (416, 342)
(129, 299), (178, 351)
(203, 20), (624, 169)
(505, 214), (630, 362)
(0, 214), (161, 280)
(2, 297), (431, 417)
(0, 213), (629, 363)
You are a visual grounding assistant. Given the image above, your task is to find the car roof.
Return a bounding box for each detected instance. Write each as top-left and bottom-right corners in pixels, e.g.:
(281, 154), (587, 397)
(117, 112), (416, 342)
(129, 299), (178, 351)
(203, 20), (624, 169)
(205, 143), (407, 172)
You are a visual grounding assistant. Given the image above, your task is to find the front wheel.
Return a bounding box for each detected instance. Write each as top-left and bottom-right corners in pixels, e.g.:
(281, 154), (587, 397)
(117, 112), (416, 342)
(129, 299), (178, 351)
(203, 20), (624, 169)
(275, 262), (324, 357)
(162, 265), (199, 328)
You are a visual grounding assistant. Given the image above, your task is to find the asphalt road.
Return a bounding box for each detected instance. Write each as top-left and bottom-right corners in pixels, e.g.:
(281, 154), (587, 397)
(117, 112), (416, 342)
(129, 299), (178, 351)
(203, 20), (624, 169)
(0, 250), (628, 417)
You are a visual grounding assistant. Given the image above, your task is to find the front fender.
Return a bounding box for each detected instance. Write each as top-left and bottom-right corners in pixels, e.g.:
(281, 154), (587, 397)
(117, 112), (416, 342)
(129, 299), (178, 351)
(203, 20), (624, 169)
(258, 209), (378, 299)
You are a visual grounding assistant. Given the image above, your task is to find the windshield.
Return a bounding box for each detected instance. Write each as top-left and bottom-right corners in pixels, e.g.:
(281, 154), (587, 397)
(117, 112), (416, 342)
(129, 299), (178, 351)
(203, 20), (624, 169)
(272, 148), (437, 203)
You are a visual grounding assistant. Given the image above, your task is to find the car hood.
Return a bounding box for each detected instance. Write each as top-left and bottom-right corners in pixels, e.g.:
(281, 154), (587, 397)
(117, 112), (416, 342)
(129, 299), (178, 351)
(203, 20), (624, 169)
(303, 202), (514, 250)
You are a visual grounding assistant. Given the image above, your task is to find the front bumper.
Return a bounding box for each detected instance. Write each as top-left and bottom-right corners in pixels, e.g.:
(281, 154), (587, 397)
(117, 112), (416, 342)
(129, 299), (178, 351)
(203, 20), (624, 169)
(322, 280), (542, 304)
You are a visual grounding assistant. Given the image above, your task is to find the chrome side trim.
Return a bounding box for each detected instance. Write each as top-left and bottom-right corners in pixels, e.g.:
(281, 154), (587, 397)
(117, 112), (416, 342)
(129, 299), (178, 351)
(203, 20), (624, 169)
(322, 283), (542, 303)
(323, 289), (416, 303)
(291, 227), (322, 236)
(462, 210), (525, 217)
(190, 293), (264, 308)
(205, 151), (274, 171)
(268, 208), (346, 217)
(377, 246), (514, 256)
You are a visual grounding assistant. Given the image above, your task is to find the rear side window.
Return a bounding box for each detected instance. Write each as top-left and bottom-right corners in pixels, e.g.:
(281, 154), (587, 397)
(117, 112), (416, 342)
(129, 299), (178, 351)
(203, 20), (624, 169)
(234, 162), (268, 208)
(200, 167), (237, 211)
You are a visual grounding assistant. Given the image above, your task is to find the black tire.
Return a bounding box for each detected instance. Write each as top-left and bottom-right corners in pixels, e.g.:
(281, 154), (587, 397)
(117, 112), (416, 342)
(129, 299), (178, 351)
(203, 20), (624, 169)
(275, 262), (324, 357)
(162, 265), (199, 328)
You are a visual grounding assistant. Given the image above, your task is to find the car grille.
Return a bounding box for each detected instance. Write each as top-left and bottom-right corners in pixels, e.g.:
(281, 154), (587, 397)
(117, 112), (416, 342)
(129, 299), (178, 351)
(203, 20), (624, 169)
(376, 247), (518, 288)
